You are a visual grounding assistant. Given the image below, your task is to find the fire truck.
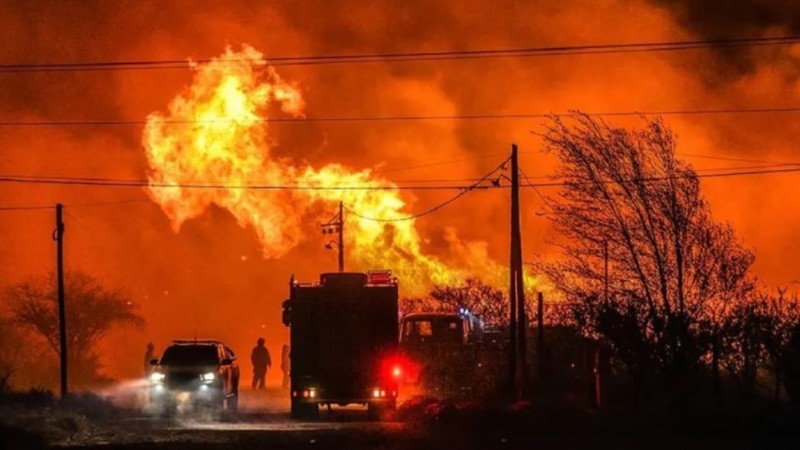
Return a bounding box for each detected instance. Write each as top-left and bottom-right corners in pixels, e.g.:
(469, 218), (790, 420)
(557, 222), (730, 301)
(399, 310), (492, 396)
(281, 271), (401, 419)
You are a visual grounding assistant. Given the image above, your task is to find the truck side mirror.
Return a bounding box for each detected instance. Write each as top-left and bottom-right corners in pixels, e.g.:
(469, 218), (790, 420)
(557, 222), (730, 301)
(220, 358), (233, 366)
(282, 300), (291, 326)
(149, 359), (158, 366)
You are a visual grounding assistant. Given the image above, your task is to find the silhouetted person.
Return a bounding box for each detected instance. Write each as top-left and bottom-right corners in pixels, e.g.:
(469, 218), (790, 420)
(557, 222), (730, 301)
(281, 344), (290, 389)
(144, 342), (155, 376)
(251, 337), (271, 390)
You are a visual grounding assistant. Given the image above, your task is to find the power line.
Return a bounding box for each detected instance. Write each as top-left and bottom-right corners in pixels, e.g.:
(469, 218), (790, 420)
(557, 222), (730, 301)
(677, 152), (800, 166)
(0, 205), (54, 212)
(389, 162), (800, 184)
(0, 200), (152, 213)
(691, 163), (800, 172)
(345, 157), (511, 222)
(518, 167), (548, 203)
(6, 107), (800, 127)
(0, 174), (477, 191)
(3, 165), (800, 214)
(372, 153), (510, 175)
(521, 166), (800, 188)
(2, 35), (799, 74)
(68, 198), (152, 208)
(2, 164), (800, 193)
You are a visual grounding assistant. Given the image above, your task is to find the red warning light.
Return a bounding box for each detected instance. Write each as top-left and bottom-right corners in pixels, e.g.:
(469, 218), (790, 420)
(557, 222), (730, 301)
(380, 357), (407, 384)
(367, 270), (394, 285)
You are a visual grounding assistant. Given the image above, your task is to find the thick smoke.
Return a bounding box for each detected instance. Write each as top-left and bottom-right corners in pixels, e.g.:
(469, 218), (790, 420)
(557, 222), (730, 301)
(653, 1), (800, 38)
(650, 0), (800, 75)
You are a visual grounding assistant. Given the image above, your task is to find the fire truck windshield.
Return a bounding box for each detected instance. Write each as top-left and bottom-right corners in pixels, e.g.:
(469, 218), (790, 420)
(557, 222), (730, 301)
(401, 317), (463, 344)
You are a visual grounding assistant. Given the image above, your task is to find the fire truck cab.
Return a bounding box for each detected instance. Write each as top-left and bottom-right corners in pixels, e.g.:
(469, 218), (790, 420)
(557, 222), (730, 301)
(399, 310), (485, 396)
(282, 271), (400, 419)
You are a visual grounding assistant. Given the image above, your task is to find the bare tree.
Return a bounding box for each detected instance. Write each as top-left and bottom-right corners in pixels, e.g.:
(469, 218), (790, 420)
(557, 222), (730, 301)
(540, 114), (754, 397)
(762, 292), (800, 401)
(0, 317), (27, 392)
(399, 296), (439, 317)
(400, 278), (528, 327)
(784, 323), (800, 405)
(4, 271), (144, 386)
(429, 278), (509, 326)
(721, 297), (768, 400)
(721, 290), (800, 401)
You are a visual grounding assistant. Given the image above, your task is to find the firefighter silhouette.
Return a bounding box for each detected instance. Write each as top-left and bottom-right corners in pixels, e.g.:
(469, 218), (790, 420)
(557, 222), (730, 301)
(281, 344), (290, 389)
(144, 342), (155, 376)
(251, 337), (271, 390)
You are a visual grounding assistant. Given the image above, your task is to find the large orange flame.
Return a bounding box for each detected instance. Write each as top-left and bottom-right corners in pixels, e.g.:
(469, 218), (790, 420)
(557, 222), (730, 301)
(143, 45), (533, 295)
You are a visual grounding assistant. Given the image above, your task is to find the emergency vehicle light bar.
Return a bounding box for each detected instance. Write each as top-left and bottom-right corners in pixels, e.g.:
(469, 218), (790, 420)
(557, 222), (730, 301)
(171, 339), (223, 345)
(367, 270), (396, 285)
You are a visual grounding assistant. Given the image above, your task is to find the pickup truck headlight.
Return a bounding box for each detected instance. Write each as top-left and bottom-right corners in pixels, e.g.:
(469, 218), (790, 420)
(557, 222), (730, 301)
(200, 372), (215, 382)
(149, 372), (165, 383)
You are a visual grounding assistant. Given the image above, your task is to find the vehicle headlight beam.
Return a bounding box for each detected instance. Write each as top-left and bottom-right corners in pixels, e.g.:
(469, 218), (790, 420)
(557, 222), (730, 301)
(149, 372), (165, 383)
(200, 372), (215, 382)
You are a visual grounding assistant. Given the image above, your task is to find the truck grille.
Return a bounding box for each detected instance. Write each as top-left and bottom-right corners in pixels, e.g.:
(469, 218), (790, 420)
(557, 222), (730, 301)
(166, 372), (199, 389)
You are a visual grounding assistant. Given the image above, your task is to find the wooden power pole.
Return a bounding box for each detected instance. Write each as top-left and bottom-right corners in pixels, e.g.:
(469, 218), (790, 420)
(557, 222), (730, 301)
(508, 143), (527, 398)
(338, 201), (344, 273)
(54, 203), (68, 398)
(508, 146), (518, 397)
(603, 239), (609, 303)
(537, 292), (545, 391)
(320, 202), (344, 272)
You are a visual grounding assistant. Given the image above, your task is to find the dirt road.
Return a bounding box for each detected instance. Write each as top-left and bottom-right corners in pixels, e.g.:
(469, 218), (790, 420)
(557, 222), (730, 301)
(6, 386), (800, 450)
(58, 387), (427, 449)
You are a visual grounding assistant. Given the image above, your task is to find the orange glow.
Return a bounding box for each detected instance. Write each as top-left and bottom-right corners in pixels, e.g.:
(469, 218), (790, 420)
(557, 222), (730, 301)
(3, 0), (797, 389)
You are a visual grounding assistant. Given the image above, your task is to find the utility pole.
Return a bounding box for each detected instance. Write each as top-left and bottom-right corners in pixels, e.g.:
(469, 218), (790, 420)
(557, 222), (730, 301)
(537, 292), (545, 393)
(508, 236), (517, 398)
(508, 143), (527, 398)
(594, 346), (602, 408)
(512, 144), (527, 396)
(54, 204), (67, 398)
(320, 202), (344, 272)
(603, 239), (609, 304)
(338, 201), (344, 273)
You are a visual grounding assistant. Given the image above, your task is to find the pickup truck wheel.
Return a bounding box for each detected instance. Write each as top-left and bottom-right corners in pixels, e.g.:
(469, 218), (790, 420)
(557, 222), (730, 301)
(158, 401), (176, 418)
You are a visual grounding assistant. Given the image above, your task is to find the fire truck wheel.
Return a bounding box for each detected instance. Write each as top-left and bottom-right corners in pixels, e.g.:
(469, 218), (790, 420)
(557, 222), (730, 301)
(367, 400), (395, 420)
(291, 400), (319, 419)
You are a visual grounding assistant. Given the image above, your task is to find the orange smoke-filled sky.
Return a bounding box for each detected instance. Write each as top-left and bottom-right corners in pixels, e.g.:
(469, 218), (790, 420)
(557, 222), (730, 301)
(2, 0), (800, 383)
